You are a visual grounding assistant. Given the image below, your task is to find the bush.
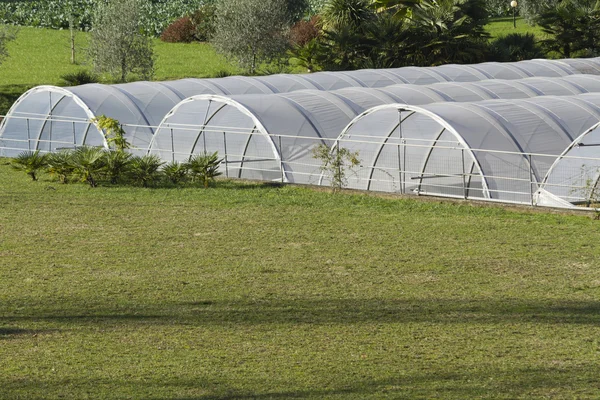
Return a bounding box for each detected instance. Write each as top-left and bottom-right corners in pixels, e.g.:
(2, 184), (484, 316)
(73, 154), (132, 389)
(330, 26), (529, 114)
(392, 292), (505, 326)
(488, 33), (544, 61)
(190, 3), (216, 42)
(160, 16), (196, 43)
(59, 70), (99, 86)
(290, 15), (321, 47)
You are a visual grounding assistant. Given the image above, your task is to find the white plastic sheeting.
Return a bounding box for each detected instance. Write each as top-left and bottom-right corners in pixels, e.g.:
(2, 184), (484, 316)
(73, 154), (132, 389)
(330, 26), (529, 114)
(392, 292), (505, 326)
(337, 94), (600, 204)
(148, 77), (600, 189)
(3, 57), (600, 157)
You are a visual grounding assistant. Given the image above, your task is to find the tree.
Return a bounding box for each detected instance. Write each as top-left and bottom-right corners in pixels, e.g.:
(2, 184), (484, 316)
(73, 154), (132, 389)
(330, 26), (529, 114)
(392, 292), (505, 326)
(88, 0), (154, 83)
(0, 25), (18, 67)
(211, 0), (291, 74)
(535, 0), (600, 58)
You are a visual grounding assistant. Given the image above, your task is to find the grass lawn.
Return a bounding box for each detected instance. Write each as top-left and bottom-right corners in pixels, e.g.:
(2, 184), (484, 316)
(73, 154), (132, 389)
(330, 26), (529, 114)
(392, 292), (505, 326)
(485, 17), (546, 39)
(1, 162), (600, 399)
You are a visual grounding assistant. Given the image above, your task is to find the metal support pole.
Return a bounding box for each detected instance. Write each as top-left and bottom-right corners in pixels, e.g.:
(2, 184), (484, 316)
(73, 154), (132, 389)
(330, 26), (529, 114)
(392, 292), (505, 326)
(402, 139), (407, 194)
(223, 131), (229, 178)
(398, 110), (403, 194)
(27, 118), (31, 150)
(279, 135), (284, 183)
(513, 7), (516, 28)
(528, 153), (534, 206)
(461, 148), (467, 199)
(170, 128), (174, 162)
(73, 121), (76, 145)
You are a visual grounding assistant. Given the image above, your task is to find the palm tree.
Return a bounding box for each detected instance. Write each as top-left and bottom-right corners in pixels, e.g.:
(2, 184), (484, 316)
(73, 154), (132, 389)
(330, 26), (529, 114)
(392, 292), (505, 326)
(321, 0), (375, 31)
(103, 150), (133, 184)
(162, 161), (189, 184)
(70, 146), (107, 188)
(12, 150), (49, 181)
(186, 152), (223, 188)
(45, 149), (75, 184)
(128, 155), (164, 187)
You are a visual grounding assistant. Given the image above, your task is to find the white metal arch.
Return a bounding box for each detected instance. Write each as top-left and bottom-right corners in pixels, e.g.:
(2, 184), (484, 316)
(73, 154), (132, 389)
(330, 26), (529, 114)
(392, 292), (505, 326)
(0, 85), (108, 153)
(332, 103), (492, 198)
(149, 94), (288, 181)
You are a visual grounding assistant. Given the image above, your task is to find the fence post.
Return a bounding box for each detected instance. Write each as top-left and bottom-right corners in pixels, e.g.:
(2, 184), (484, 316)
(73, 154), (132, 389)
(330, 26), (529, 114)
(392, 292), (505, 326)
(279, 135), (284, 183)
(27, 118), (31, 150)
(529, 153), (534, 206)
(223, 131), (229, 178)
(461, 148), (467, 199)
(170, 128), (174, 163)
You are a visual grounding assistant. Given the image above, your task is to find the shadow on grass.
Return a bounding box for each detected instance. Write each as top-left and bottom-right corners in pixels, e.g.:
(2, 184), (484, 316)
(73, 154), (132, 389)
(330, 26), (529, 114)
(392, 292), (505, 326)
(2, 298), (600, 326)
(0, 327), (55, 339)
(0, 365), (597, 399)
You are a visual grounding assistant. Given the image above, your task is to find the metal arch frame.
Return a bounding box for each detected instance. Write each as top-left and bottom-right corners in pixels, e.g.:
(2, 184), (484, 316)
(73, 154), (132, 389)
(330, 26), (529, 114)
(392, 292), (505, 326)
(149, 94), (288, 182)
(329, 104), (492, 198)
(538, 121), (600, 204)
(0, 85), (108, 151)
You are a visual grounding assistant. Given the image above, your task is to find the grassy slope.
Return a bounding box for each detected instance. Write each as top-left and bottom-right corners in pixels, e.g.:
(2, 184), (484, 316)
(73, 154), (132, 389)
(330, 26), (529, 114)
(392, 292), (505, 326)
(1, 163), (600, 399)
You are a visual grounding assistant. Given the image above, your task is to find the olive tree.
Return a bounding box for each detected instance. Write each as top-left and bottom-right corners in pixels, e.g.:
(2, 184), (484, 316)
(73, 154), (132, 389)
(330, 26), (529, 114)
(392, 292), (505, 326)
(0, 25), (18, 67)
(211, 0), (291, 74)
(88, 0), (154, 82)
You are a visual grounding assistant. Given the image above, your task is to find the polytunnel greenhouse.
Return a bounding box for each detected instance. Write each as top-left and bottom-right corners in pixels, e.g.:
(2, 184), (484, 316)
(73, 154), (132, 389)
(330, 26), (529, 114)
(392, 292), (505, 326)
(334, 93), (600, 205)
(2, 57), (600, 157)
(147, 75), (600, 189)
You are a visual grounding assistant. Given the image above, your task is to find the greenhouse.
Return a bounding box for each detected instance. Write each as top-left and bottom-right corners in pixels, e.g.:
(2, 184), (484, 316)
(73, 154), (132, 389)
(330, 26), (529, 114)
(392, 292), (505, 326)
(3, 57), (600, 157)
(536, 121), (600, 206)
(148, 76), (600, 188)
(334, 94), (600, 205)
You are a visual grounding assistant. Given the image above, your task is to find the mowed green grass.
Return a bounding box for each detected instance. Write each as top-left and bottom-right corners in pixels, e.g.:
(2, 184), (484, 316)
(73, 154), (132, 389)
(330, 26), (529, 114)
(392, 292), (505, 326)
(1, 162), (600, 399)
(485, 17), (546, 39)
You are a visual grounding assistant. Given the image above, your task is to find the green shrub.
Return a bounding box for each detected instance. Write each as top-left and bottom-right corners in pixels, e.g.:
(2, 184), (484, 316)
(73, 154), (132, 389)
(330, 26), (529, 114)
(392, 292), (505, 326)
(488, 33), (544, 61)
(70, 146), (106, 188)
(162, 161), (189, 184)
(128, 154), (164, 187)
(59, 70), (99, 86)
(45, 149), (75, 183)
(190, 3), (216, 42)
(11, 150), (48, 181)
(186, 151), (222, 188)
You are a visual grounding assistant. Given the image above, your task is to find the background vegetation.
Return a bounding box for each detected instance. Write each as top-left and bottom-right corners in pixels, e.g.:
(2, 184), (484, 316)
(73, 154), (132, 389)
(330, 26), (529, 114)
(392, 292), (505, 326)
(2, 161), (600, 399)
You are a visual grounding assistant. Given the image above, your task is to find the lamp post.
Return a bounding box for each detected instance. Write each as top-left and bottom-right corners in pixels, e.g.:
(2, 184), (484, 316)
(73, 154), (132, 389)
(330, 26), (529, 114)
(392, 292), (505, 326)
(511, 0), (518, 28)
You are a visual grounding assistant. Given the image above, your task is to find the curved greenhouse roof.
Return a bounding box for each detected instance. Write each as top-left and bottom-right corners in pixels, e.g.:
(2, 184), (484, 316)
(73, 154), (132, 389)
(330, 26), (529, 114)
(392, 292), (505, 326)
(3, 57), (600, 156)
(148, 76), (600, 186)
(336, 93), (600, 205)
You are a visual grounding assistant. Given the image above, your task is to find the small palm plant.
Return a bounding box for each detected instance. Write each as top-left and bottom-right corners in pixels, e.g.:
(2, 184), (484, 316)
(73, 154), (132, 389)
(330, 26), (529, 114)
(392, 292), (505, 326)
(70, 146), (107, 188)
(12, 150), (49, 181)
(103, 150), (133, 184)
(162, 161), (189, 184)
(186, 152), (223, 188)
(45, 149), (75, 184)
(128, 154), (164, 187)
